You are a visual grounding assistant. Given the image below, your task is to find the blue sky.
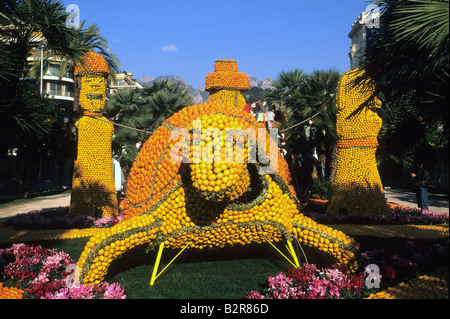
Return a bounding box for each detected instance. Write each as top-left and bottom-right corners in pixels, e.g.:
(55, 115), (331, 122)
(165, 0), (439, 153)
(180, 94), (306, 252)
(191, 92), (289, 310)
(62, 0), (370, 88)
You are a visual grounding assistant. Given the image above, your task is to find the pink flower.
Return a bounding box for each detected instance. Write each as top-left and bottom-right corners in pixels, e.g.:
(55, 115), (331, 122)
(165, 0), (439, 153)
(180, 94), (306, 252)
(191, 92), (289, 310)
(247, 264), (368, 299)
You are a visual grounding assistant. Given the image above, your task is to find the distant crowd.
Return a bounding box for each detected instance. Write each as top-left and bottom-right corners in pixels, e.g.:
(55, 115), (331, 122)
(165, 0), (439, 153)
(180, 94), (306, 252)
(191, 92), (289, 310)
(244, 99), (285, 130)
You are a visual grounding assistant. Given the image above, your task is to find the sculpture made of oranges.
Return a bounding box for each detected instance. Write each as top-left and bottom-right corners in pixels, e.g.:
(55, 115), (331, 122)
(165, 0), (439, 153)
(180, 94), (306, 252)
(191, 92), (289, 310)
(75, 60), (359, 286)
(206, 59), (250, 110)
(69, 52), (118, 218)
(326, 69), (388, 217)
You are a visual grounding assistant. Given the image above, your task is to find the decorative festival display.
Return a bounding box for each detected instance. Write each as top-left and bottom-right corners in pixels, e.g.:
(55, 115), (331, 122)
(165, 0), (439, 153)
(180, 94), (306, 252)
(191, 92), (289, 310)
(205, 59), (250, 110)
(69, 52), (118, 218)
(74, 60), (359, 286)
(326, 69), (388, 217)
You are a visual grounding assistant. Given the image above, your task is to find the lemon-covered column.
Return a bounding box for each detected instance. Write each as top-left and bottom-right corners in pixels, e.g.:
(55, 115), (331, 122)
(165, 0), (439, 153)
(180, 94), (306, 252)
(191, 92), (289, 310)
(326, 69), (388, 217)
(69, 52), (118, 217)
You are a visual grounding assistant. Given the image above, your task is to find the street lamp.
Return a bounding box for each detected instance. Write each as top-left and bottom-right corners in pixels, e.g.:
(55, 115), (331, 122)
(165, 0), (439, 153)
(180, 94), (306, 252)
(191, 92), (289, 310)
(39, 39), (47, 95)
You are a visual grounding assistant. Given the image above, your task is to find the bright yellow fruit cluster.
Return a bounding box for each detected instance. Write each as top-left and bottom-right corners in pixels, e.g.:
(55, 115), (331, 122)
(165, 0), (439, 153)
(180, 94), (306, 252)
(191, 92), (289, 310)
(191, 162), (250, 202)
(77, 216), (159, 285)
(292, 214), (359, 272)
(122, 101), (271, 220)
(158, 176), (298, 246)
(187, 113), (251, 202)
(334, 69), (382, 140)
(69, 115), (118, 217)
(327, 69), (388, 217)
(78, 74), (107, 113)
(209, 89), (247, 109)
(205, 59), (250, 110)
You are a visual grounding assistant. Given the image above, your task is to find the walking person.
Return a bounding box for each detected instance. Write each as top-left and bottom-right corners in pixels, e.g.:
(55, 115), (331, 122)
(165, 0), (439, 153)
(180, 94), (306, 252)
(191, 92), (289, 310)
(410, 161), (430, 211)
(253, 99), (261, 121)
(265, 107), (275, 130)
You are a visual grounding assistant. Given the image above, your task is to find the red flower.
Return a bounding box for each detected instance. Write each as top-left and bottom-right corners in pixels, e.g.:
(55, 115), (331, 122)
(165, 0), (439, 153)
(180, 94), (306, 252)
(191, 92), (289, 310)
(382, 264), (396, 280)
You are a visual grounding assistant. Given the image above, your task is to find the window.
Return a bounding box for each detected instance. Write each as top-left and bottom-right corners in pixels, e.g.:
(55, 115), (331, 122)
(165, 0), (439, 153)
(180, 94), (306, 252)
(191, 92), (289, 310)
(50, 65), (60, 76)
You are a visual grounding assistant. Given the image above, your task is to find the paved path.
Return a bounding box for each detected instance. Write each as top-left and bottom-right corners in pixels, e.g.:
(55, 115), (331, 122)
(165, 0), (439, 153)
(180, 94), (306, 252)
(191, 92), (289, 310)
(0, 189), (448, 222)
(0, 192), (71, 221)
(383, 188), (449, 215)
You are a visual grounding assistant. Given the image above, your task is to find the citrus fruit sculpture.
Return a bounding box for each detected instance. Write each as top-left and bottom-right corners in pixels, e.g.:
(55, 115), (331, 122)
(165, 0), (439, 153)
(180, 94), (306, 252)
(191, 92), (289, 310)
(206, 59), (250, 110)
(326, 69), (388, 217)
(69, 52), (118, 217)
(75, 60), (359, 286)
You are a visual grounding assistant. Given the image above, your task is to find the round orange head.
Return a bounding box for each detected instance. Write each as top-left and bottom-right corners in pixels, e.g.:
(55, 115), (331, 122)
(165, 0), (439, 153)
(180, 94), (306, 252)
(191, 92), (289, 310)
(74, 52), (109, 76)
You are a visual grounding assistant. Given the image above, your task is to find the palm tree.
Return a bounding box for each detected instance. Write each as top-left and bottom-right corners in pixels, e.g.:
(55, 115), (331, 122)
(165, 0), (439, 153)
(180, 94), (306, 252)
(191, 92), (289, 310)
(105, 87), (142, 119)
(0, 0), (86, 154)
(1, 0), (121, 195)
(104, 88), (144, 178)
(357, 0), (449, 173)
(269, 69), (340, 196)
(301, 69), (341, 179)
(0, 0), (87, 80)
(29, 21), (120, 81)
(265, 69), (306, 112)
(139, 80), (193, 132)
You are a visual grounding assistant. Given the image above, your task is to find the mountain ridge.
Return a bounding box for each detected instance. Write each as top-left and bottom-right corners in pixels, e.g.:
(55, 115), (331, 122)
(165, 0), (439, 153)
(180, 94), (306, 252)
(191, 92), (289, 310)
(138, 75), (274, 104)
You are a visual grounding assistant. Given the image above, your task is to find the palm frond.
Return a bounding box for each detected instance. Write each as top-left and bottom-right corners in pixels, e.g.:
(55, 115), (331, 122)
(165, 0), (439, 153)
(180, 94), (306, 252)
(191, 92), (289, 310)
(390, 0), (449, 55)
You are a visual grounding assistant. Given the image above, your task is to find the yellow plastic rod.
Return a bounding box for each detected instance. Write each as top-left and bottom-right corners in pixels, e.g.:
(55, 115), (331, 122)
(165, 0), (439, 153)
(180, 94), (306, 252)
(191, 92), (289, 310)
(264, 238), (297, 268)
(150, 242), (165, 286)
(286, 240), (300, 268)
(154, 242), (191, 281)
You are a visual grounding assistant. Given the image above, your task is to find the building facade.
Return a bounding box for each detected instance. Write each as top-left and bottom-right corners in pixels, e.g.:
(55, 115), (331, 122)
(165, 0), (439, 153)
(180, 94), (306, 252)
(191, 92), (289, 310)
(109, 72), (143, 94)
(348, 6), (380, 70)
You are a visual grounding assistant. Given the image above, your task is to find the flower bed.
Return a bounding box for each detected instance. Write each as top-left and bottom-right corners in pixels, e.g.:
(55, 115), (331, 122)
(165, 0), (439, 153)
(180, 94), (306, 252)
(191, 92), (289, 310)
(302, 200), (449, 225)
(245, 264), (371, 299)
(246, 238), (448, 299)
(3, 207), (123, 230)
(0, 243), (126, 299)
(360, 240), (448, 286)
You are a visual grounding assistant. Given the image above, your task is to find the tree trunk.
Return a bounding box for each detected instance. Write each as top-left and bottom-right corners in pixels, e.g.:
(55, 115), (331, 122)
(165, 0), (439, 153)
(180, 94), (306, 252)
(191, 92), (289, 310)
(329, 144), (339, 183)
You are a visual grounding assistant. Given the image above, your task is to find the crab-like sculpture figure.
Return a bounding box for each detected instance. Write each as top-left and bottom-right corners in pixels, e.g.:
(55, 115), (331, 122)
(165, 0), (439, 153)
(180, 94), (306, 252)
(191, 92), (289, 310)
(75, 60), (359, 285)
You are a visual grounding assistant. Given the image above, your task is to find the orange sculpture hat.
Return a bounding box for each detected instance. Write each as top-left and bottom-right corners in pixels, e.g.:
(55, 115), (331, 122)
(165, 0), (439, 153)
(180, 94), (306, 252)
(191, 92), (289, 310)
(205, 59), (250, 92)
(74, 52), (109, 76)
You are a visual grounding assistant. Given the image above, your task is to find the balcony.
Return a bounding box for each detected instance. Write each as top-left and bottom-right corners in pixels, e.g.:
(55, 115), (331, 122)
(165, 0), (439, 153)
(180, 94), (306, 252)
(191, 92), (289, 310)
(45, 88), (74, 101)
